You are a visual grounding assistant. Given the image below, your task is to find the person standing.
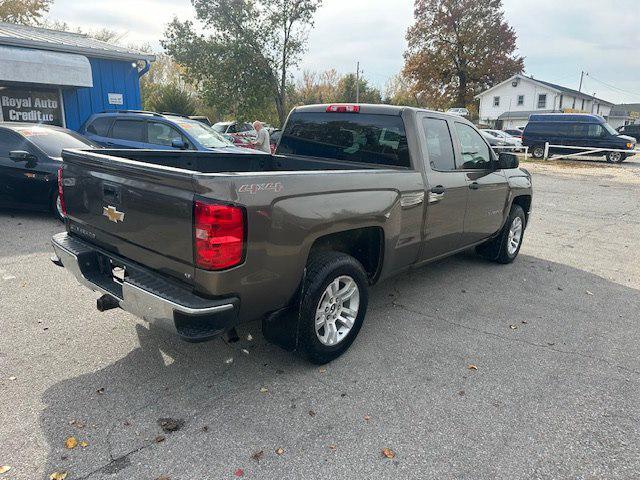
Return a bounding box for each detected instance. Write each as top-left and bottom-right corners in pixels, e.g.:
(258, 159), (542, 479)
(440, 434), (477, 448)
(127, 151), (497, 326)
(252, 121), (271, 153)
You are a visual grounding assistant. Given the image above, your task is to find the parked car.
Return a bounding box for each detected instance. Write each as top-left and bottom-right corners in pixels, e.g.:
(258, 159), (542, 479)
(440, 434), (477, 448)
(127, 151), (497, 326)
(212, 121), (257, 139)
(503, 128), (524, 139)
(222, 133), (259, 150)
(522, 114), (637, 163)
(188, 116), (212, 127)
(80, 110), (255, 154)
(446, 107), (470, 117)
(616, 124), (640, 142)
(52, 103), (532, 364)
(269, 129), (282, 154)
(482, 129), (522, 147)
(0, 123), (96, 220)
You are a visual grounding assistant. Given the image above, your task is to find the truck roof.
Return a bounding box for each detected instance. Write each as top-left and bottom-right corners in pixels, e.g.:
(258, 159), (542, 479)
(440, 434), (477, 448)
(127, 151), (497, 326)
(291, 103), (460, 119)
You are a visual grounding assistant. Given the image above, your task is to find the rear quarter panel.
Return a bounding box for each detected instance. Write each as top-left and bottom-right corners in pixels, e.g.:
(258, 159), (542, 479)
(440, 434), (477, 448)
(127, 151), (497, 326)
(191, 169), (425, 322)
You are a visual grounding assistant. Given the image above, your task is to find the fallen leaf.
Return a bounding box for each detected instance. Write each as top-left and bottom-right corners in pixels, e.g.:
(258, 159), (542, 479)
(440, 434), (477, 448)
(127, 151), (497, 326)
(259, 387), (268, 393)
(158, 418), (184, 433)
(96, 387), (105, 395)
(251, 450), (264, 461)
(509, 324), (517, 330)
(0, 466), (11, 474)
(521, 320), (528, 324)
(381, 448), (396, 459)
(234, 469), (244, 477)
(275, 447), (285, 455)
(202, 425), (209, 432)
(328, 445), (337, 451)
(224, 357), (234, 364)
(241, 349), (250, 355)
(79, 441), (89, 448)
(68, 419), (85, 428)
(64, 437), (78, 449)
(308, 410), (316, 417)
(155, 435), (165, 443)
(49, 473), (68, 480)
(247, 334), (253, 341)
(364, 415), (371, 421)
(318, 367), (327, 373)
(458, 390), (465, 396)
(123, 420), (131, 426)
(586, 290), (594, 296)
(8, 376), (16, 381)
(467, 364), (478, 370)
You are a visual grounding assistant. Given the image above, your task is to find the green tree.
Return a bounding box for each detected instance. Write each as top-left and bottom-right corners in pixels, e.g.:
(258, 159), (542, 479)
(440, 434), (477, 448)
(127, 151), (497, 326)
(0, 0), (52, 24)
(403, 0), (524, 110)
(335, 73), (382, 104)
(163, 0), (322, 125)
(143, 83), (197, 116)
(384, 73), (424, 107)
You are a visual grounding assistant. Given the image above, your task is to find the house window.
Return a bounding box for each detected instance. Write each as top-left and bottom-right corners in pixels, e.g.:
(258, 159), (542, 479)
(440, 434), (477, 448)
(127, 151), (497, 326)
(537, 94), (547, 109)
(581, 99), (585, 110)
(597, 104), (600, 114)
(559, 95), (564, 109)
(572, 98), (576, 109)
(517, 95), (524, 106)
(493, 96), (500, 107)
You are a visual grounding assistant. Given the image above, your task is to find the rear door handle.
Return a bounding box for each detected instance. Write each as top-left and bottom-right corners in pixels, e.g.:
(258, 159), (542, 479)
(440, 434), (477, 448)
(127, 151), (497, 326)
(469, 182), (479, 190)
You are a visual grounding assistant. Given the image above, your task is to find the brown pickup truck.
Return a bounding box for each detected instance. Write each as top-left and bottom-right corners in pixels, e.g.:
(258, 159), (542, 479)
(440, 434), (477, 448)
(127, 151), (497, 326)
(52, 104), (532, 363)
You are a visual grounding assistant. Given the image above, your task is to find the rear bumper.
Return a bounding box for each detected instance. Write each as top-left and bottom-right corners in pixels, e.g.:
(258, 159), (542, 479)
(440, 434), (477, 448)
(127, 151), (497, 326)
(51, 232), (239, 342)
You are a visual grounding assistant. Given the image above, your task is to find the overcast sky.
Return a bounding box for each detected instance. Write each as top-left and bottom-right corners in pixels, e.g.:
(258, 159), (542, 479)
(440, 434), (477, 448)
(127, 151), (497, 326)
(48, 0), (640, 104)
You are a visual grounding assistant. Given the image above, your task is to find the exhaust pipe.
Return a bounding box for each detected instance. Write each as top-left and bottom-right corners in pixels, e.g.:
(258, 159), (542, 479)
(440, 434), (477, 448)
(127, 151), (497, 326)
(97, 294), (120, 312)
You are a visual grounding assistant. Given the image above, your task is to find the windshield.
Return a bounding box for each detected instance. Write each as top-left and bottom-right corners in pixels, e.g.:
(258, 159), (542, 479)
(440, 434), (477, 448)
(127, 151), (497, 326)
(603, 123), (618, 136)
(15, 126), (93, 157)
(175, 121), (233, 148)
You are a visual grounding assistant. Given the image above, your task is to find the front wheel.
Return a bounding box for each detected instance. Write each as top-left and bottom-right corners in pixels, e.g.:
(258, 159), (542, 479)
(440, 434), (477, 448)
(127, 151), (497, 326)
(476, 204), (526, 264)
(606, 151), (624, 163)
(297, 252), (369, 364)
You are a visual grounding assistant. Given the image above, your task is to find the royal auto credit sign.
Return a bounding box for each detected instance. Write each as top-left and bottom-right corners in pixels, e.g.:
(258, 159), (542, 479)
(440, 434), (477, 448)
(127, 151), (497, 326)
(0, 87), (63, 126)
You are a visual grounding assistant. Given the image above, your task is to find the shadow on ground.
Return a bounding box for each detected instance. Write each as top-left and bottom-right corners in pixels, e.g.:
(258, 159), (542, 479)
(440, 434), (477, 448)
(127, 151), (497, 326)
(38, 253), (640, 479)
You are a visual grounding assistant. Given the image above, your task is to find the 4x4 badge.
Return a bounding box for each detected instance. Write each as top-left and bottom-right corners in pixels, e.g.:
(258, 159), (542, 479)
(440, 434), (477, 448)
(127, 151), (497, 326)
(103, 205), (125, 223)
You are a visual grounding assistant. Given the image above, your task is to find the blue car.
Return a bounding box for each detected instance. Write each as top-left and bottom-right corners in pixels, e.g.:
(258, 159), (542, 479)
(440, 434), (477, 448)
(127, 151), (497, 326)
(80, 110), (258, 154)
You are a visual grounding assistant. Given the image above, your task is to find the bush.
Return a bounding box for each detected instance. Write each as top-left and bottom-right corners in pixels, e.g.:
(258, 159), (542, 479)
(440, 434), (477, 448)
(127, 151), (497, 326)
(142, 83), (196, 116)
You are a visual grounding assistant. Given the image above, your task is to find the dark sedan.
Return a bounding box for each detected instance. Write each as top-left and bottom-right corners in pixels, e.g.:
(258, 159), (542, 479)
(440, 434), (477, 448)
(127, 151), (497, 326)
(0, 123), (96, 220)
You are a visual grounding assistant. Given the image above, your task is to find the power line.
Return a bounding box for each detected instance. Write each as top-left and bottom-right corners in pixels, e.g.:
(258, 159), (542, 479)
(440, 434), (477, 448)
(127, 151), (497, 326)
(585, 74), (640, 100)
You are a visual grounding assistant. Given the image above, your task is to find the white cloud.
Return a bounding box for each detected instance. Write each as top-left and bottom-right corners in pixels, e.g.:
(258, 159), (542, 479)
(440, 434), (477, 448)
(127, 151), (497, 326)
(47, 0), (640, 103)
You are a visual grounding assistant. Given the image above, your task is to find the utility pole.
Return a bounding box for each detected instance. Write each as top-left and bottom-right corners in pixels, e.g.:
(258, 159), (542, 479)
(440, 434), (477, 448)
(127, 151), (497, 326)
(578, 71), (585, 92)
(356, 61), (360, 104)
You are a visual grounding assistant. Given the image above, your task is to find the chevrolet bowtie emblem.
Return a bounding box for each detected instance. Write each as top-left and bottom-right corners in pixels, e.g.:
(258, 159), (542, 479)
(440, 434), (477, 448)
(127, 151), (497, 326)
(103, 205), (125, 223)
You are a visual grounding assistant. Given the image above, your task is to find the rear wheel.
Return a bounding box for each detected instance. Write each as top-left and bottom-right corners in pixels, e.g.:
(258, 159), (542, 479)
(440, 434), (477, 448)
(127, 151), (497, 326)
(606, 151), (624, 163)
(531, 145), (545, 159)
(297, 252), (369, 364)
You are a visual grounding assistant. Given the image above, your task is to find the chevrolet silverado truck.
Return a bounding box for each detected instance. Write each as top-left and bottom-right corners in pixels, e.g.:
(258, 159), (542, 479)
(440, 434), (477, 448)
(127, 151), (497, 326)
(52, 104), (532, 364)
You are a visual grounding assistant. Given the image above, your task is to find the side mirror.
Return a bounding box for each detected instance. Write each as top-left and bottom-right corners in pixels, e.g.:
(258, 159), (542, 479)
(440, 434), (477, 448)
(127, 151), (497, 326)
(9, 150), (37, 163)
(497, 152), (519, 170)
(171, 139), (188, 150)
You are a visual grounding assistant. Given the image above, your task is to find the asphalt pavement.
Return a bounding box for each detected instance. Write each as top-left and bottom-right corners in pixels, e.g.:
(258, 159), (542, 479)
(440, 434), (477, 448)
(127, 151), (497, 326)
(1, 157), (639, 480)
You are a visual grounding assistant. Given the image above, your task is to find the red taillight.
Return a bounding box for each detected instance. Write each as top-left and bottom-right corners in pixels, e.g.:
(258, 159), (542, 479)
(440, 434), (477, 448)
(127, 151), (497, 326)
(194, 201), (245, 270)
(57, 167), (66, 216)
(326, 104), (360, 113)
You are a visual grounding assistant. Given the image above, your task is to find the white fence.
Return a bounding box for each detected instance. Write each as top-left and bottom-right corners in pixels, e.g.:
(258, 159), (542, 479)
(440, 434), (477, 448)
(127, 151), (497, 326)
(540, 143), (640, 161)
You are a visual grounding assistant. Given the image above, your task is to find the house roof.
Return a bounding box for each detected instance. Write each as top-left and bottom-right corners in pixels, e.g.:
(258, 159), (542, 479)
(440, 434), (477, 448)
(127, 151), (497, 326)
(0, 22), (155, 62)
(476, 74), (614, 106)
(497, 110), (555, 120)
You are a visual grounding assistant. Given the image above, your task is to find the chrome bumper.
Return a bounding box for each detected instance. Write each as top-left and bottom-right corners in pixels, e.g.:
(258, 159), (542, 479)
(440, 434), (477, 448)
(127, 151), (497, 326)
(51, 232), (238, 341)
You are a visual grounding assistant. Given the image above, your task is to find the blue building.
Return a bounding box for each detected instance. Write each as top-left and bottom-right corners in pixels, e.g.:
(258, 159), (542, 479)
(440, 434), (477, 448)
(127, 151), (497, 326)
(0, 22), (154, 131)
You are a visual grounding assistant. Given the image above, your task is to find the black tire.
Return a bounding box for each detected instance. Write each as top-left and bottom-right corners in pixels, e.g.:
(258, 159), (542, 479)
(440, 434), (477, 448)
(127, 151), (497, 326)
(475, 204), (526, 264)
(606, 151), (624, 163)
(51, 190), (65, 222)
(531, 144), (545, 159)
(297, 251), (369, 364)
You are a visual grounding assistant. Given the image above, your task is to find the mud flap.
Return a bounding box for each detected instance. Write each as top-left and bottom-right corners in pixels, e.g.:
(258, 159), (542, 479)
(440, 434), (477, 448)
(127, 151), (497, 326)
(261, 267), (307, 352)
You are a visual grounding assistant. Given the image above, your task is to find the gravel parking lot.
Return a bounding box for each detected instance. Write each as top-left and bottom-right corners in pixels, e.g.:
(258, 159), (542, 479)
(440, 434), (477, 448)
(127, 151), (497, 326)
(1, 157), (639, 480)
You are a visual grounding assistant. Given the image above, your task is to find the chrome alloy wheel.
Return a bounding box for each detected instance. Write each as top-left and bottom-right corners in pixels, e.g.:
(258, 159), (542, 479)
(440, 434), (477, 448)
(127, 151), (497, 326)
(315, 275), (360, 346)
(507, 216), (523, 255)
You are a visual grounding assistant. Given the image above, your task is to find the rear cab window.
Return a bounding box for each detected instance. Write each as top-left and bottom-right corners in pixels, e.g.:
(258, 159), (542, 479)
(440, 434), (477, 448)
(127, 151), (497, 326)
(278, 112), (410, 168)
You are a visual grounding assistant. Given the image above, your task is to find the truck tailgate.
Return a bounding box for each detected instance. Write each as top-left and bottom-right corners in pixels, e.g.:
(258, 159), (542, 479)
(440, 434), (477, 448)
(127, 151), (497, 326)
(61, 150), (196, 285)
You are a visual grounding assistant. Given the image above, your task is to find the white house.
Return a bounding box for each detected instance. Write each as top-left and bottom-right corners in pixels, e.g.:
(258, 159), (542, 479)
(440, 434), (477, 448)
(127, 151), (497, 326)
(476, 74), (614, 129)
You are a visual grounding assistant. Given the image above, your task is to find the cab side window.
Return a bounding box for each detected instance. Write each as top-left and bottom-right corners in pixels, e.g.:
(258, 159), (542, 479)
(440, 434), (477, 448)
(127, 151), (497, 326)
(111, 120), (145, 142)
(454, 123), (492, 170)
(86, 117), (113, 136)
(422, 117), (456, 171)
(0, 130), (29, 161)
